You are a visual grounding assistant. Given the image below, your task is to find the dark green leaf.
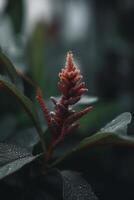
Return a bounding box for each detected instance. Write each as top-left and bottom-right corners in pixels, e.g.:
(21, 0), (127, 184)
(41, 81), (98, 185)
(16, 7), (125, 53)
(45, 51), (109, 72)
(100, 112), (132, 135)
(0, 114), (17, 141)
(61, 170), (98, 200)
(76, 132), (134, 151)
(0, 143), (39, 179)
(0, 75), (46, 152)
(11, 128), (40, 149)
(11, 126), (47, 150)
(79, 101), (125, 134)
(28, 23), (46, 91)
(0, 143), (31, 166)
(78, 112), (133, 150)
(5, 0), (23, 34)
(0, 156), (38, 180)
(0, 49), (20, 87)
(50, 113), (134, 167)
(50, 132), (134, 168)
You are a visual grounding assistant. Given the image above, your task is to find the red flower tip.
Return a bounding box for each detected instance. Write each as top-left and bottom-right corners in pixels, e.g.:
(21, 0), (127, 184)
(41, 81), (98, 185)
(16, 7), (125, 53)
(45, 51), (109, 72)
(36, 87), (43, 99)
(65, 51), (75, 72)
(58, 52), (88, 102)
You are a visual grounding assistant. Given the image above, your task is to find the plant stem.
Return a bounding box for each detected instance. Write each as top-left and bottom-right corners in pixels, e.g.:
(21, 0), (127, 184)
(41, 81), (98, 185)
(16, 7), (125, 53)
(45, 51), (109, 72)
(36, 127), (46, 153)
(48, 147), (76, 168)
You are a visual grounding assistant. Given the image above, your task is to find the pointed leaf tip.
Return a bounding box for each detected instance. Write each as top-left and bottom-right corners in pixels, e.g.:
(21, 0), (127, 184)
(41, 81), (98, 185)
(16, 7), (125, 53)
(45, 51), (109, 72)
(100, 112), (132, 135)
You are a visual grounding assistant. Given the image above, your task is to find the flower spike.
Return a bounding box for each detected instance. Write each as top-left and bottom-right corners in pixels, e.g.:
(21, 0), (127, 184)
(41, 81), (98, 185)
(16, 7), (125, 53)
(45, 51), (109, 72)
(36, 52), (92, 160)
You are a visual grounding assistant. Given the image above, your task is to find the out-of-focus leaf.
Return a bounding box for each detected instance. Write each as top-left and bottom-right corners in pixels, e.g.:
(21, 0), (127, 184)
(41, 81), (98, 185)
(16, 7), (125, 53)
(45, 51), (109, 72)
(0, 143), (40, 179)
(16, 68), (36, 89)
(79, 101), (125, 134)
(5, 0), (23, 34)
(33, 128), (51, 155)
(11, 127), (47, 150)
(61, 170), (98, 200)
(28, 23), (46, 91)
(76, 95), (98, 106)
(100, 112), (132, 135)
(51, 95), (98, 107)
(0, 75), (46, 152)
(0, 114), (17, 141)
(50, 113), (134, 167)
(0, 49), (21, 87)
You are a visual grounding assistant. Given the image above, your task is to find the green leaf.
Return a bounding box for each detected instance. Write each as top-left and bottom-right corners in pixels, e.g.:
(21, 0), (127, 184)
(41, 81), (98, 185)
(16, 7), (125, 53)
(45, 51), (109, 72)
(0, 114), (17, 141)
(12, 126), (47, 150)
(5, 0), (23, 34)
(28, 23), (47, 91)
(61, 170), (98, 200)
(76, 131), (134, 151)
(0, 50), (20, 86)
(0, 75), (46, 152)
(0, 156), (38, 180)
(0, 143), (40, 180)
(76, 95), (98, 106)
(100, 112), (132, 135)
(50, 112), (134, 167)
(51, 133), (134, 168)
(79, 101), (124, 134)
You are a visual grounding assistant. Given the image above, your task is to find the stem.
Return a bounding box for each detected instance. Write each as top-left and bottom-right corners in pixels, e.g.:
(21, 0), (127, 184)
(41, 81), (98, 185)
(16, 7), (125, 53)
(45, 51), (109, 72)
(36, 126), (46, 153)
(32, 112), (46, 153)
(48, 147), (76, 168)
(45, 144), (54, 161)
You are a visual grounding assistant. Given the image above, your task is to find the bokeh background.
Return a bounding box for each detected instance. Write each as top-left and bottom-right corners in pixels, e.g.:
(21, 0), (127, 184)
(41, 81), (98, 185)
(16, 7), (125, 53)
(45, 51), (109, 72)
(0, 0), (134, 199)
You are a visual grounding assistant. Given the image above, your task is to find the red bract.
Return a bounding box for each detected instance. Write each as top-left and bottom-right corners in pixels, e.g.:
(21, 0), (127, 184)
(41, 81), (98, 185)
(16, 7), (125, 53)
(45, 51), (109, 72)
(36, 51), (92, 160)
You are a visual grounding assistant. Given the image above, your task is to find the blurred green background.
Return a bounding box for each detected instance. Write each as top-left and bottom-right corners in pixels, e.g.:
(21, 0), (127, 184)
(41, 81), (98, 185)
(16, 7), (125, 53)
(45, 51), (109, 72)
(0, 0), (134, 199)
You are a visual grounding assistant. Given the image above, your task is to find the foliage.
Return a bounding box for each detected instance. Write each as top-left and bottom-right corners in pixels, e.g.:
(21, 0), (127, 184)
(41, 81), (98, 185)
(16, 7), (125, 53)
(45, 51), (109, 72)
(0, 50), (134, 199)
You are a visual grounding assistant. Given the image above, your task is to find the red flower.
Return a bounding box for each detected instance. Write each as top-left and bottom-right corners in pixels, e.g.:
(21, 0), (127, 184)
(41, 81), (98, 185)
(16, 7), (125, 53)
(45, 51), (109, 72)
(36, 51), (92, 160)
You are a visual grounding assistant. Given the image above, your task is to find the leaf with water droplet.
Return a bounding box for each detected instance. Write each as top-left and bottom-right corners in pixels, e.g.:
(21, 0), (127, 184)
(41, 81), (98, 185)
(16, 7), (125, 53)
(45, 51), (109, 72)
(0, 143), (40, 179)
(61, 171), (98, 200)
(100, 112), (132, 135)
(0, 49), (23, 90)
(11, 127), (40, 149)
(0, 75), (46, 152)
(50, 113), (134, 167)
